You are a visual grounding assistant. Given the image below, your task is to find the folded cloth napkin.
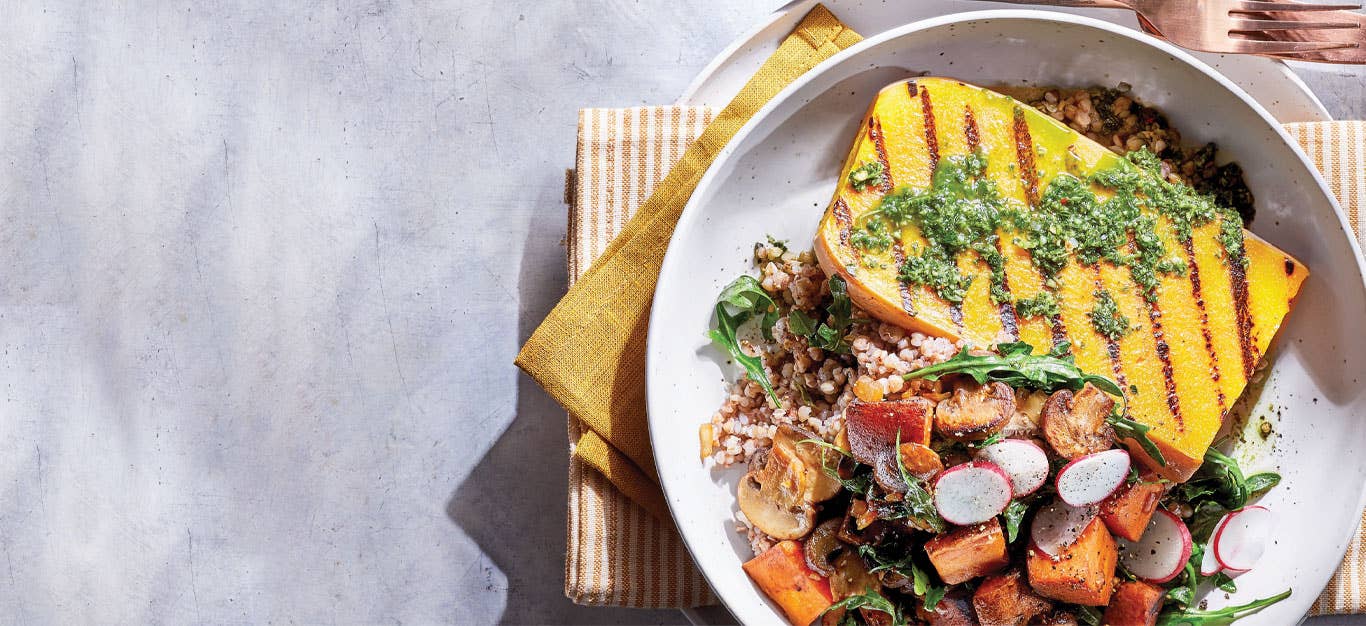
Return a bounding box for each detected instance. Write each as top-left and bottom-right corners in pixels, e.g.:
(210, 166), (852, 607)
(524, 1), (1366, 612)
(517, 3), (861, 608)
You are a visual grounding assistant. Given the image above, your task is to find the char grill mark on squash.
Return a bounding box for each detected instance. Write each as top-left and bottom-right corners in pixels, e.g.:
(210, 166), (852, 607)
(1013, 104), (1064, 345)
(1012, 107), (1040, 207)
(917, 83), (962, 330)
(1093, 273), (1130, 393)
(1226, 221), (1260, 379)
(967, 104), (1019, 341)
(833, 198), (859, 273)
(1147, 302), (1184, 430)
(868, 116), (894, 195)
(1183, 238), (1228, 413)
(893, 242), (916, 315)
(1123, 230), (1186, 431)
(916, 83), (940, 173)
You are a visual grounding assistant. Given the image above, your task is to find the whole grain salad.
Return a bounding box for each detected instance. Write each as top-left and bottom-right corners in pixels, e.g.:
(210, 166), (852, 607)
(702, 80), (1308, 626)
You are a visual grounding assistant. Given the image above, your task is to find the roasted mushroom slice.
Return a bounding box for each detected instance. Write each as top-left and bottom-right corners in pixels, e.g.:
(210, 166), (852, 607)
(1001, 388), (1048, 439)
(803, 518), (845, 577)
(872, 442), (943, 494)
(736, 447), (816, 540)
(1041, 383), (1116, 460)
(935, 381), (1015, 441)
(773, 424), (842, 503)
(826, 551), (890, 626)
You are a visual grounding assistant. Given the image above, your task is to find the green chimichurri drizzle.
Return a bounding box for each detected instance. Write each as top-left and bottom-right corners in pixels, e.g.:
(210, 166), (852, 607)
(1089, 289), (1131, 340)
(848, 147), (1248, 310)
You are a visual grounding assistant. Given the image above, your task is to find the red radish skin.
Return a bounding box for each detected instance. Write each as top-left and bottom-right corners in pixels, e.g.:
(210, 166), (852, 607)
(975, 439), (1049, 496)
(1030, 500), (1098, 558)
(1214, 506), (1273, 573)
(1200, 543), (1223, 577)
(1118, 509), (1192, 583)
(933, 461), (1014, 526)
(1056, 449), (1131, 507)
(1200, 515), (1233, 576)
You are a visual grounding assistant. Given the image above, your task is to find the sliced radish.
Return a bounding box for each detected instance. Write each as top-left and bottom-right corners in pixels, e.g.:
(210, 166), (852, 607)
(1214, 506), (1274, 572)
(1030, 499), (1097, 558)
(1199, 543), (1223, 576)
(932, 461), (1013, 525)
(1056, 449), (1131, 507)
(975, 439), (1049, 496)
(1118, 509), (1193, 583)
(1200, 515), (1234, 576)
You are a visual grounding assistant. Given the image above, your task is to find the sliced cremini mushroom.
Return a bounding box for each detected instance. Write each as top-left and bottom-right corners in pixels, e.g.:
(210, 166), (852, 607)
(736, 446), (816, 540)
(1002, 388), (1049, 439)
(934, 380), (1016, 441)
(1041, 382), (1116, 460)
(772, 424), (842, 503)
(803, 518), (844, 577)
(872, 442), (943, 494)
(827, 551), (890, 626)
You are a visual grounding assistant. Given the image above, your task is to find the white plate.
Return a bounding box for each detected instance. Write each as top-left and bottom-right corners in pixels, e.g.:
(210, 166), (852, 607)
(649, 11), (1366, 626)
(678, 0), (1333, 124)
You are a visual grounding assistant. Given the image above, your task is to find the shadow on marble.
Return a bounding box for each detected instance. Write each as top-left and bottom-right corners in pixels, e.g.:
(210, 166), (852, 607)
(446, 226), (687, 626)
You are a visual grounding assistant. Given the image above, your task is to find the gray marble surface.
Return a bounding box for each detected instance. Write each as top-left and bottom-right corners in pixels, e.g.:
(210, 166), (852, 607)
(0, 2), (1360, 625)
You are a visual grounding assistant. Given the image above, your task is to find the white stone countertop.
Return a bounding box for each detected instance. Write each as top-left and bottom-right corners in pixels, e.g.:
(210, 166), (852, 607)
(0, 2), (1361, 624)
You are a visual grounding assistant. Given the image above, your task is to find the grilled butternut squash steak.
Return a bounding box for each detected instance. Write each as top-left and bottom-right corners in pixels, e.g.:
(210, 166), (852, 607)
(815, 78), (1307, 481)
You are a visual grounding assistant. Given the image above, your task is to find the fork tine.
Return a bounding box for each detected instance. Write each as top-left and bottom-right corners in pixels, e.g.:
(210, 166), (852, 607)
(1230, 17), (1362, 31)
(1227, 38), (1360, 53)
(1232, 1), (1362, 11)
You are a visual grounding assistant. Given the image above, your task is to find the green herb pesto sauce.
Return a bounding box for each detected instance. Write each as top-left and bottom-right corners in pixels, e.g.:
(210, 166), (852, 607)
(1013, 292), (1059, 319)
(848, 147), (1248, 309)
(1089, 289), (1131, 340)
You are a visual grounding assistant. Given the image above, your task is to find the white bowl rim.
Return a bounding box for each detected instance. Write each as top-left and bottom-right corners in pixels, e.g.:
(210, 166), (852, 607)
(647, 8), (1366, 623)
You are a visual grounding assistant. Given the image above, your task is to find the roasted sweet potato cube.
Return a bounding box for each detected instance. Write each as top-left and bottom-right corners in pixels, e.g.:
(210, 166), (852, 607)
(1102, 580), (1166, 626)
(844, 398), (934, 465)
(972, 570), (1052, 626)
(743, 540), (833, 626)
(1025, 517), (1118, 606)
(1100, 481), (1165, 542)
(925, 518), (1009, 584)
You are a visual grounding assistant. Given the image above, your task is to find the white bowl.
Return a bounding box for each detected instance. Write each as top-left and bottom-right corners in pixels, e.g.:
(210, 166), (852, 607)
(648, 11), (1366, 626)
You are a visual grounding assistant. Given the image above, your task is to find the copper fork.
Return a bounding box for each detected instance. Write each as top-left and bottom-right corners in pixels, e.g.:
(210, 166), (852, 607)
(977, 0), (1362, 56)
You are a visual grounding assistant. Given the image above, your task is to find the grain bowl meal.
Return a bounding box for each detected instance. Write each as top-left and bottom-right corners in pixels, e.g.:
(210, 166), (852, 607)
(701, 78), (1307, 626)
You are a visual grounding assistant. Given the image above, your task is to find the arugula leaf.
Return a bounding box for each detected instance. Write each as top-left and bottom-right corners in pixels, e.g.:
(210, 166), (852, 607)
(1108, 412), (1167, 467)
(1245, 472), (1281, 496)
(1214, 572), (1237, 594)
(1156, 589), (1291, 625)
(787, 309), (817, 337)
(859, 543), (945, 614)
(892, 430), (947, 532)
(716, 274), (780, 341)
(848, 161), (886, 192)
(1074, 605), (1104, 626)
(921, 580), (947, 613)
(709, 275), (782, 406)
(821, 587), (905, 626)
(1001, 499), (1030, 543)
(787, 276), (857, 354)
(903, 340), (1123, 399)
(1175, 447), (1279, 514)
(977, 432), (1004, 448)
(1188, 502), (1229, 544)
